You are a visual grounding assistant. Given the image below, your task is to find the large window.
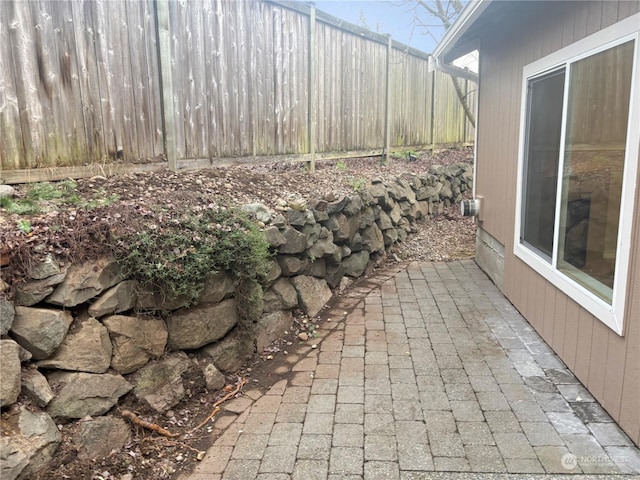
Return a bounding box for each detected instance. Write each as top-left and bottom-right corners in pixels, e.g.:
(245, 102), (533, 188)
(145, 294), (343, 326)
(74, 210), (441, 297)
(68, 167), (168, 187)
(515, 16), (639, 335)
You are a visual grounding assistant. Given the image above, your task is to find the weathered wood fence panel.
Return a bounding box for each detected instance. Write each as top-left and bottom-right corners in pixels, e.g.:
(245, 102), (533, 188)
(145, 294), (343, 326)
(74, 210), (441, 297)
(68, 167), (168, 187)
(0, 0), (475, 178)
(314, 21), (387, 152)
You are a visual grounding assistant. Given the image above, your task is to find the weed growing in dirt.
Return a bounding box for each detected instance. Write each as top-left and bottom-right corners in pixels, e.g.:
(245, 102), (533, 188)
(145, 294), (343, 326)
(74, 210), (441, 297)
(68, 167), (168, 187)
(350, 177), (367, 193)
(1, 180), (118, 215)
(112, 207), (271, 314)
(16, 220), (32, 234)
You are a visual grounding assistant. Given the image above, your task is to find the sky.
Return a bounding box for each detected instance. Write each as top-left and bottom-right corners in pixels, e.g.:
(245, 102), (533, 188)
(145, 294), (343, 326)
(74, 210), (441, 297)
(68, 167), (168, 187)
(313, 0), (449, 54)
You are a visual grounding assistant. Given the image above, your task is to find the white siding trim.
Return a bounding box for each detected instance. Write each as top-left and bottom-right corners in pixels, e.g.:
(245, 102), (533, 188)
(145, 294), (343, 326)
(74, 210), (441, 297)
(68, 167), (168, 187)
(514, 14), (640, 336)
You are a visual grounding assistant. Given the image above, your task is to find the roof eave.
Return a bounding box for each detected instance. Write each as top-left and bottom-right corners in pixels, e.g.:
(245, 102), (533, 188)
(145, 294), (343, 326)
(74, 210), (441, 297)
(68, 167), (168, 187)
(432, 0), (491, 63)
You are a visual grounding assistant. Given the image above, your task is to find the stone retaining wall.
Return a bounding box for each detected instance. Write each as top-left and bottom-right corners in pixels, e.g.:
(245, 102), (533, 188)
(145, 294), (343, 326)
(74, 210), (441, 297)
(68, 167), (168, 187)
(0, 163), (472, 479)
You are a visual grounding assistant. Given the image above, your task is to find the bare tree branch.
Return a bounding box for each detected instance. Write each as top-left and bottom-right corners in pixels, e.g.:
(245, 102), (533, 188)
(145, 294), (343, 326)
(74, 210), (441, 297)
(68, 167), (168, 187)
(448, 74), (476, 128)
(398, 0), (475, 127)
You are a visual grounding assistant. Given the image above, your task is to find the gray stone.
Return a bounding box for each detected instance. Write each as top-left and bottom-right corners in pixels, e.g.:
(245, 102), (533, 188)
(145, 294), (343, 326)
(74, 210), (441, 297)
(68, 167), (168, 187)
(37, 318), (112, 373)
(415, 185), (435, 201)
(398, 179), (417, 203)
(304, 257), (327, 278)
(16, 345), (32, 362)
(310, 198), (329, 212)
(200, 331), (254, 372)
(88, 280), (137, 318)
(349, 232), (364, 252)
(202, 363), (226, 391)
(0, 298), (14, 335)
(290, 276), (332, 318)
(242, 203), (272, 223)
(199, 271), (235, 304)
(265, 260), (282, 285)
(0, 184), (16, 198)
(313, 209), (330, 222)
(382, 228), (399, 246)
(21, 368), (53, 408)
(257, 310), (293, 352)
(377, 210), (393, 230)
(326, 264), (346, 289)
(263, 278), (299, 313)
(288, 198), (307, 211)
(413, 201), (429, 220)
(329, 213), (360, 243)
(0, 405), (61, 480)
(343, 195), (364, 216)
(75, 416), (131, 460)
(10, 307), (72, 360)
(0, 340), (21, 408)
(13, 273), (66, 306)
(271, 213), (286, 227)
(263, 226), (286, 247)
(360, 224), (385, 254)
(277, 255), (308, 276)
(322, 214), (340, 232)
(46, 257), (124, 307)
(46, 372), (132, 419)
(103, 314), (168, 374)
(279, 226), (308, 254)
(342, 251), (370, 278)
(369, 182), (390, 207)
(132, 352), (200, 413)
(440, 180), (453, 199)
(327, 196), (350, 214)
(27, 255), (61, 280)
(360, 206), (376, 228)
(286, 208), (315, 227)
(135, 287), (190, 311)
(302, 223), (321, 247)
(388, 201), (403, 224)
(307, 234), (339, 260)
(166, 298), (238, 350)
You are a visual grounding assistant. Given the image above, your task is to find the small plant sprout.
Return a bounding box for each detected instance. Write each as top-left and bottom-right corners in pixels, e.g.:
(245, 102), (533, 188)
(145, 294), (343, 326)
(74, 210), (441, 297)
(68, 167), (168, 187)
(17, 220), (32, 234)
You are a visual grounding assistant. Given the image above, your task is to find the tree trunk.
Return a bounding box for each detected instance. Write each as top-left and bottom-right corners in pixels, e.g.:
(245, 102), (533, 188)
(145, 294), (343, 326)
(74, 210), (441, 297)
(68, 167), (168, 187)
(448, 74), (475, 128)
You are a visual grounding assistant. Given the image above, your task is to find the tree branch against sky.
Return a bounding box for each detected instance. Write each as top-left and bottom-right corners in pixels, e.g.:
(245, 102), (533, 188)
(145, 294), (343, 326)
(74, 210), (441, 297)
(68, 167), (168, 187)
(394, 0), (476, 127)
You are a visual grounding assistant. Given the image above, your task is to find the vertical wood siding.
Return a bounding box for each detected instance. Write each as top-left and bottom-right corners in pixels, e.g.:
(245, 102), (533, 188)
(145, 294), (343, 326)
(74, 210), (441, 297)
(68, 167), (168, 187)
(476, 0), (640, 444)
(0, 0), (475, 172)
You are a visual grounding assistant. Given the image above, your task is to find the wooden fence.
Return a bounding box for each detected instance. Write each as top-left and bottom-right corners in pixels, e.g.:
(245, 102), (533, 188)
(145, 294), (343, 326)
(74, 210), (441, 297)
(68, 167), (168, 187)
(0, 0), (475, 183)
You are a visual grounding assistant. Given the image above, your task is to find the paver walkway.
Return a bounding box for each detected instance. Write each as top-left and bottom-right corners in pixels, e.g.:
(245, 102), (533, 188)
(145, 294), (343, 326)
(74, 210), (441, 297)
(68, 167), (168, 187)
(184, 260), (640, 480)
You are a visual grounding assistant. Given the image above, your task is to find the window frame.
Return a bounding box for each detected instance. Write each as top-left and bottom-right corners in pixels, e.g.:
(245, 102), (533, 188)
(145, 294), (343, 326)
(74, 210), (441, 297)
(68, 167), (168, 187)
(514, 14), (640, 336)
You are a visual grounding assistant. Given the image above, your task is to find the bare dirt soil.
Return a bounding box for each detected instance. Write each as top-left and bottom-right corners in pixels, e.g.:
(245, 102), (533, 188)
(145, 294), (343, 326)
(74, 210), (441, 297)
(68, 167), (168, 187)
(0, 147), (477, 480)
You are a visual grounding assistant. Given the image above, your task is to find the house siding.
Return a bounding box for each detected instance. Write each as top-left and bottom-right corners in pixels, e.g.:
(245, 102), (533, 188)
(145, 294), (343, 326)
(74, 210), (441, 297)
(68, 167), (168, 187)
(475, 0), (640, 444)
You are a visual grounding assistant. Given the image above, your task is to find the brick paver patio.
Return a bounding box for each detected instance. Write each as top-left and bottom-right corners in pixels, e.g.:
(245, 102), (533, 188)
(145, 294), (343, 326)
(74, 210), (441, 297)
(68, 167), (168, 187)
(183, 261), (640, 480)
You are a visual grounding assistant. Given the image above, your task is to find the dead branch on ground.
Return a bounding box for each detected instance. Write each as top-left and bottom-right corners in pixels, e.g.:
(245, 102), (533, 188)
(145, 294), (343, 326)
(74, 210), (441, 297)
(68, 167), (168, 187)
(121, 410), (180, 438)
(188, 377), (247, 434)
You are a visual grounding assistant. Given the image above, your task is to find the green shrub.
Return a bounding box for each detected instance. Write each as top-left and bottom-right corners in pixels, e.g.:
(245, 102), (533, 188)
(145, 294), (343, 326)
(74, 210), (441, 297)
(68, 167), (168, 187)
(113, 207), (271, 317)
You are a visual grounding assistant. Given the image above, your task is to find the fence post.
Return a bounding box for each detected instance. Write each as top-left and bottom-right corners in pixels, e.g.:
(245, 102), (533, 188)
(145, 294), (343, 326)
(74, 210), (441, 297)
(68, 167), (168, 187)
(155, 0), (177, 171)
(430, 69), (436, 152)
(307, 5), (316, 172)
(383, 35), (391, 164)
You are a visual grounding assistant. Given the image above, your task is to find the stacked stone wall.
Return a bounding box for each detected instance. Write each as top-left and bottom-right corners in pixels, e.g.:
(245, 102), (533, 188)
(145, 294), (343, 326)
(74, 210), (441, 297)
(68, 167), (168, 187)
(0, 163), (472, 478)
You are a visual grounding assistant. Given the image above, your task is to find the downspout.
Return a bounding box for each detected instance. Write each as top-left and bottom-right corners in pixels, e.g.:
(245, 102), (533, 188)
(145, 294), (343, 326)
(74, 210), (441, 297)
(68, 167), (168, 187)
(430, 56), (481, 217)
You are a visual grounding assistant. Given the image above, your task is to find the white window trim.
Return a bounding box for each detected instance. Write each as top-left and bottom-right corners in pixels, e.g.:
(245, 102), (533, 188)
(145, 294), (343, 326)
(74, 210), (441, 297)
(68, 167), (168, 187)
(514, 13), (640, 336)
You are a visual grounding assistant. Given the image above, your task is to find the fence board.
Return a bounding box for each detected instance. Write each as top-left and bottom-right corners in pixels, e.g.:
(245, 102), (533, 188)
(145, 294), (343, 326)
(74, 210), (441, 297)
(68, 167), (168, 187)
(0, 3), (24, 169)
(1, 0), (475, 174)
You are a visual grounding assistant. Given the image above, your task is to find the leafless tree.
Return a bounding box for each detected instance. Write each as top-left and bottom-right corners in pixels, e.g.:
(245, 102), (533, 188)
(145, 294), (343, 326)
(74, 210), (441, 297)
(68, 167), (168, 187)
(396, 0), (476, 127)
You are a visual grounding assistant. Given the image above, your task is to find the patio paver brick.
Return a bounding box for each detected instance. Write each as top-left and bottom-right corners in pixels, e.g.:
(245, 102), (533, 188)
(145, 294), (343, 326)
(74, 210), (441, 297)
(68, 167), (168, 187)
(185, 261), (640, 480)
